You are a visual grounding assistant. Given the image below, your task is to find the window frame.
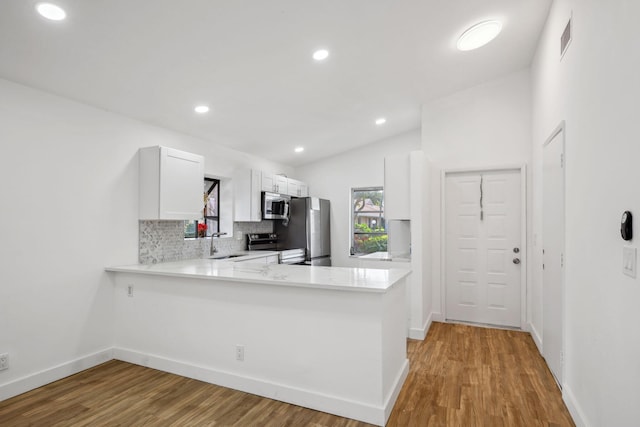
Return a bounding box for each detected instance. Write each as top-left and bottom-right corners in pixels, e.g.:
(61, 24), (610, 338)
(184, 177), (221, 239)
(203, 177), (220, 237)
(350, 186), (388, 255)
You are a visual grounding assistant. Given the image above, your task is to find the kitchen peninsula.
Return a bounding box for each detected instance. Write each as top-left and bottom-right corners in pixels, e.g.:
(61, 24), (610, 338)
(106, 259), (410, 426)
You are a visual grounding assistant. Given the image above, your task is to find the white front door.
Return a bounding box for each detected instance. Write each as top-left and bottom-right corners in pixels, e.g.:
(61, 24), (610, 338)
(543, 127), (565, 386)
(445, 169), (522, 328)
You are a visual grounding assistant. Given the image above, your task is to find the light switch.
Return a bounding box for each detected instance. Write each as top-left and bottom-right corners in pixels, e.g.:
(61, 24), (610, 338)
(623, 246), (637, 278)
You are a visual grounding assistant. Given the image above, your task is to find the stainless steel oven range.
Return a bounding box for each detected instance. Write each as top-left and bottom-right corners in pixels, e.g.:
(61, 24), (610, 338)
(246, 233), (306, 265)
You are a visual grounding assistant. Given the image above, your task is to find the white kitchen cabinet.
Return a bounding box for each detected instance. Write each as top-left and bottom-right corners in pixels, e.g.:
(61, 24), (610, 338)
(233, 168), (262, 222)
(235, 254), (279, 264)
(275, 175), (288, 194)
(261, 171), (275, 192)
(265, 255), (279, 264)
(139, 146), (204, 220)
(287, 179), (300, 197)
(384, 154), (411, 220)
(262, 171), (288, 194)
(284, 178), (309, 197)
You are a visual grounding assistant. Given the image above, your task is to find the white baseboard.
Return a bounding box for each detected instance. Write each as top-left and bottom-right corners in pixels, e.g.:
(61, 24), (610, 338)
(114, 347), (405, 426)
(0, 348), (113, 402)
(383, 360), (409, 423)
(562, 383), (589, 427)
(408, 313), (434, 341)
(431, 311), (444, 322)
(528, 322), (543, 354)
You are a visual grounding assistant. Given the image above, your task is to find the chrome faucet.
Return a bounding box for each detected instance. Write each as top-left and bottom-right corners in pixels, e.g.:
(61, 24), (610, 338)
(210, 238), (218, 256)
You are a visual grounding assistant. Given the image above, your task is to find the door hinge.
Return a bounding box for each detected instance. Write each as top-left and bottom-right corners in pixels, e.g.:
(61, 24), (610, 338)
(560, 153), (564, 168)
(561, 253), (564, 267)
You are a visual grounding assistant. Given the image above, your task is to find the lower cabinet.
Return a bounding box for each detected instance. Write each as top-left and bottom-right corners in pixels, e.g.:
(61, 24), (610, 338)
(236, 254), (279, 264)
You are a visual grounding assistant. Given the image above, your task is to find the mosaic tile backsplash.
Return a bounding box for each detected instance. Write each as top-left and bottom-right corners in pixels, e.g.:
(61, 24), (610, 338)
(139, 220), (273, 264)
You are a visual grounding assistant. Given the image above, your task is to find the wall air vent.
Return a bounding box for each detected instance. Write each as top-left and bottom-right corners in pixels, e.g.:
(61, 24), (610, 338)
(560, 17), (572, 58)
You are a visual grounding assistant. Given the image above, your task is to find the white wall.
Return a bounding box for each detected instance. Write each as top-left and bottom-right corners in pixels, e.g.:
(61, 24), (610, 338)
(421, 68), (533, 322)
(531, 1), (640, 425)
(293, 129), (421, 268)
(0, 78), (291, 399)
(112, 272), (408, 426)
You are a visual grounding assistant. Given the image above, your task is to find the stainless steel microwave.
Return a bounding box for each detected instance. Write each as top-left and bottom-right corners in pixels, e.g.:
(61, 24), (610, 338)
(262, 192), (291, 220)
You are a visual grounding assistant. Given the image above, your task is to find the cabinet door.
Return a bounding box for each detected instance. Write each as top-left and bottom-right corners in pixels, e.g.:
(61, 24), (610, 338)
(234, 168), (262, 222)
(287, 179), (300, 197)
(275, 175), (288, 194)
(265, 255), (279, 264)
(160, 147), (204, 219)
(261, 171), (276, 192)
(139, 146), (204, 220)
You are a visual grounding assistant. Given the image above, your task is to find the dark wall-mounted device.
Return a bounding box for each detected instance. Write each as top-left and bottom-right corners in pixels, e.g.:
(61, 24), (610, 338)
(621, 211), (633, 241)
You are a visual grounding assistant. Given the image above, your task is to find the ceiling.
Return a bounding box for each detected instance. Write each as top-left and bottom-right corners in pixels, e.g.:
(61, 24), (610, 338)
(0, 0), (551, 167)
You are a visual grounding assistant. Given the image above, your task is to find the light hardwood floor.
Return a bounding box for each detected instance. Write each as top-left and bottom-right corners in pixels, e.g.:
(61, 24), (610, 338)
(0, 322), (574, 426)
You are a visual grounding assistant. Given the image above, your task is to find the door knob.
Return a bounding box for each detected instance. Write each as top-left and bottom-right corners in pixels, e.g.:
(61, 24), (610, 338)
(513, 258), (521, 265)
(513, 247), (520, 253)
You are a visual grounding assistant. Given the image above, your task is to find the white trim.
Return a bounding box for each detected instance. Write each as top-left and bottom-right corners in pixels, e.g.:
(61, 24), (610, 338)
(0, 348), (113, 402)
(542, 120), (566, 387)
(562, 383), (589, 427)
(382, 360), (410, 423)
(441, 164), (527, 329)
(408, 312), (434, 341)
(431, 311), (445, 322)
(544, 121), (566, 148)
(114, 347), (407, 427)
(528, 322), (543, 353)
(519, 164), (528, 328)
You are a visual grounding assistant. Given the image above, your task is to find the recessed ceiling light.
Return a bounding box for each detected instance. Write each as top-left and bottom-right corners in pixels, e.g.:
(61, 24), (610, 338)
(457, 20), (502, 51)
(294, 147), (304, 153)
(36, 3), (67, 21)
(375, 118), (387, 125)
(194, 105), (210, 114)
(313, 49), (330, 61)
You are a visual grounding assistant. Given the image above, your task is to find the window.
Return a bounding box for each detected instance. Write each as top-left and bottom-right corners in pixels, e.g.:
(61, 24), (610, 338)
(184, 177), (221, 238)
(351, 187), (387, 255)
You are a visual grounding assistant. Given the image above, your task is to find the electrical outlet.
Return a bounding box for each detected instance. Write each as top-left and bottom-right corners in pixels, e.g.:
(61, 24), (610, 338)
(127, 285), (134, 297)
(236, 345), (244, 361)
(0, 353), (9, 371)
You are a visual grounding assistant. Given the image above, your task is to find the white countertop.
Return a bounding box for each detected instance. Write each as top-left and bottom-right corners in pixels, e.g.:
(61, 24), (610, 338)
(106, 258), (410, 293)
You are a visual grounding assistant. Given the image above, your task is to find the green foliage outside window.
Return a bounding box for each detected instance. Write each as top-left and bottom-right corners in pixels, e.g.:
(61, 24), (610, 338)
(352, 188), (387, 255)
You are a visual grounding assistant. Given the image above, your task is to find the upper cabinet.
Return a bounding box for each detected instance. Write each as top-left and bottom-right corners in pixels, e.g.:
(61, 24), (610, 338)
(234, 168), (262, 222)
(261, 171), (288, 194)
(235, 168), (309, 221)
(261, 171), (308, 197)
(261, 171), (275, 192)
(286, 178), (309, 197)
(275, 175), (288, 194)
(139, 146), (204, 220)
(384, 154), (411, 220)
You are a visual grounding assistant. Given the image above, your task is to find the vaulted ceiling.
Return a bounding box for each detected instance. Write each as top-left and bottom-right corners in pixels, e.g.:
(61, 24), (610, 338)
(0, 1), (551, 166)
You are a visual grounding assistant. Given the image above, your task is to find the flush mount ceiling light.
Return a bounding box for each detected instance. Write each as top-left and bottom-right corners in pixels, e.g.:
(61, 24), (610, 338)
(457, 20), (502, 51)
(194, 105), (210, 114)
(36, 3), (67, 21)
(294, 147), (304, 153)
(375, 118), (387, 125)
(312, 49), (330, 61)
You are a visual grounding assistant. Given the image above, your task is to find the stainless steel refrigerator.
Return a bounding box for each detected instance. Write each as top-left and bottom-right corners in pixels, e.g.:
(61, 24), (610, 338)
(275, 197), (331, 266)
